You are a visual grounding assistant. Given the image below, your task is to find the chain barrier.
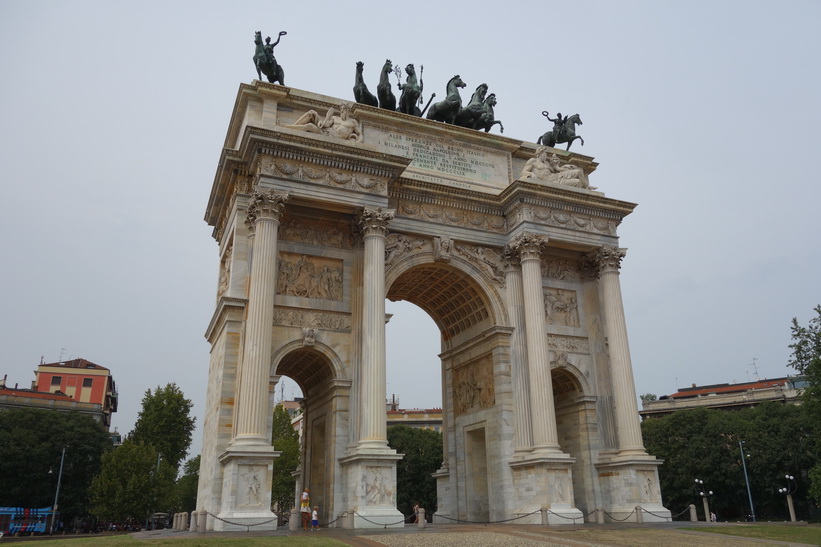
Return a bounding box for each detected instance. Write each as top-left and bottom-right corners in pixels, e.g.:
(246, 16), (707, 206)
(433, 507), (542, 525)
(639, 507), (672, 522)
(353, 511), (408, 528)
(670, 506), (692, 519)
(602, 509), (636, 522)
(320, 511), (349, 527)
(544, 509), (584, 524)
(204, 511), (278, 532)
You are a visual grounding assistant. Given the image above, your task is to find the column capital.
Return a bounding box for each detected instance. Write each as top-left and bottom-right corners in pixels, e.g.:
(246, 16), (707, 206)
(356, 207), (394, 238)
(506, 233), (548, 262)
(582, 246), (626, 278)
(246, 191), (289, 231)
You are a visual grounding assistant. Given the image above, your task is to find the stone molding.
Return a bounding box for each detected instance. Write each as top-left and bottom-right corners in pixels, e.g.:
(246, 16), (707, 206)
(259, 155), (387, 195)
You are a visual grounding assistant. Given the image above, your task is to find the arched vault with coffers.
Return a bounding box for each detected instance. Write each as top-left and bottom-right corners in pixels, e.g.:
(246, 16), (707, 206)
(197, 80), (671, 532)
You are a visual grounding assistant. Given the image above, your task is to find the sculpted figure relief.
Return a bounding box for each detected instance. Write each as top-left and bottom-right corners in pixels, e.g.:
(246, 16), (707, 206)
(285, 102), (363, 142)
(521, 147), (594, 189)
(277, 255), (343, 300)
(384, 233), (425, 266)
(455, 244), (505, 287)
(544, 288), (580, 327)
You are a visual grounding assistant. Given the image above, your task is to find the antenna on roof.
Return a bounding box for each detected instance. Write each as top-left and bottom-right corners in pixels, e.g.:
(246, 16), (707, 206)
(59, 347), (67, 361)
(749, 358), (760, 381)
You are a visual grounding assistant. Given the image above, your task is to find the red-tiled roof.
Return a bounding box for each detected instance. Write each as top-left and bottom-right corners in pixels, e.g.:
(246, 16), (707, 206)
(670, 378), (789, 399)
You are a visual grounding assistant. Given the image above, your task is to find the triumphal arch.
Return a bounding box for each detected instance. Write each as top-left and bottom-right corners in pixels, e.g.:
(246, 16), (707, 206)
(197, 80), (670, 530)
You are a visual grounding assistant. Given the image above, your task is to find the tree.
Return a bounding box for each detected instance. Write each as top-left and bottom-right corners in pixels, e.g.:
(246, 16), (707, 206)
(270, 404), (300, 519)
(129, 383), (195, 471)
(88, 439), (176, 524)
(387, 425), (442, 519)
(0, 408), (111, 526)
(640, 393), (657, 406)
(641, 403), (815, 520)
(788, 305), (821, 503)
(174, 455), (200, 514)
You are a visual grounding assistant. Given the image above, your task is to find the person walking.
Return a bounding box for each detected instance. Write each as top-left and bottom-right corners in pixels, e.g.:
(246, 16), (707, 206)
(300, 488), (311, 531)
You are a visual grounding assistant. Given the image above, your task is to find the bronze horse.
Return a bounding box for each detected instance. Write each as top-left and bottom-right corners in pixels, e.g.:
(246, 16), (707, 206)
(426, 75), (466, 124)
(454, 83), (487, 129)
(253, 31), (286, 85)
(538, 112), (584, 150)
(353, 61), (378, 107)
(377, 59), (397, 111)
(476, 93), (503, 133)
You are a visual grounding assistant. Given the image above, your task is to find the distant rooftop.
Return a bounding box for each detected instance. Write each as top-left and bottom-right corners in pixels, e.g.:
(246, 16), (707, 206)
(40, 358), (110, 371)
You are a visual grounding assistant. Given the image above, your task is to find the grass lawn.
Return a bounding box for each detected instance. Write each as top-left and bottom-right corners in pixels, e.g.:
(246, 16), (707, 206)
(12, 536), (348, 547)
(682, 523), (821, 544)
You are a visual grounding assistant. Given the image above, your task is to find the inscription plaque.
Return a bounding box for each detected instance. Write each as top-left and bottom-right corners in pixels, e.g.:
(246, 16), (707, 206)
(367, 125), (511, 193)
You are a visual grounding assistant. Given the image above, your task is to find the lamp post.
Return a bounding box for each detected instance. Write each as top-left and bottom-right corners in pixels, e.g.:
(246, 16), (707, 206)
(50, 446), (66, 534)
(694, 479), (713, 522)
(778, 474), (797, 522)
(738, 440), (755, 522)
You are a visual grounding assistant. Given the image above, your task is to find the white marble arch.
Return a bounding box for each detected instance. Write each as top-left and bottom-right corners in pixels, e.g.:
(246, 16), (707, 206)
(197, 81), (671, 531)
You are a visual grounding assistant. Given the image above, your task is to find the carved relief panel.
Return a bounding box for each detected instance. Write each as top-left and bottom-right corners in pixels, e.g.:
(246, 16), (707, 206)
(277, 252), (343, 301)
(543, 288), (580, 327)
(452, 356), (495, 417)
(280, 216), (355, 249)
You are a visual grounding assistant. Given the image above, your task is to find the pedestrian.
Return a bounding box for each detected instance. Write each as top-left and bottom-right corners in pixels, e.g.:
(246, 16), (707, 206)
(300, 487), (311, 530)
(311, 506), (320, 531)
(412, 501), (420, 523)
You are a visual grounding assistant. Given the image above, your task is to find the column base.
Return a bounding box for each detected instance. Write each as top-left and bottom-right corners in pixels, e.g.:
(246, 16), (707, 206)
(595, 456), (670, 523)
(339, 451), (404, 529)
(510, 456), (582, 525)
(214, 445), (280, 531)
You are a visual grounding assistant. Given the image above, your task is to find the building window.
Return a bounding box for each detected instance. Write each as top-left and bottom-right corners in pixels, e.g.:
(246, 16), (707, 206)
(51, 376), (62, 386)
(83, 378), (93, 387)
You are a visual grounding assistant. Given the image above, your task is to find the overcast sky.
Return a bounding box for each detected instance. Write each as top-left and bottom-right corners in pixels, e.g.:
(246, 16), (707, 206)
(2, 1), (819, 457)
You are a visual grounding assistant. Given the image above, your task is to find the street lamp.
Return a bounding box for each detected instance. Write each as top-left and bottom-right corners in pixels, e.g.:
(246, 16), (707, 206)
(738, 440), (755, 522)
(778, 474), (797, 522)
(49, 447), (66, 534)
(694, 479), (713, 522)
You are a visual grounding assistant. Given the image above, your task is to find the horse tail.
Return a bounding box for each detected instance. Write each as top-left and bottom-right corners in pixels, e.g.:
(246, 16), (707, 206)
(421, 93), (436, 117)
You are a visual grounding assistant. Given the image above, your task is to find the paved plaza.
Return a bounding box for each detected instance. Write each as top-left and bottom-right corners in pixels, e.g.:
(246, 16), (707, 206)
(133, 521), (819, 546)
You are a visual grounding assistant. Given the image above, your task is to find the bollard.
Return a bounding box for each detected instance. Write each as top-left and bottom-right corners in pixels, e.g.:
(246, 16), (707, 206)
(189, 511), (198, 532)
(182, 512), (189, 531)
(541, 505), (549, 525)
(689, 504), (697, 522)
(418, 508), (426, 528)
(596, 507), (604, 524)
(197, 509), (207, 532)
(174, 513), (180, 530)
(635, 505), (643, 523)
(289, 508), (299, 531)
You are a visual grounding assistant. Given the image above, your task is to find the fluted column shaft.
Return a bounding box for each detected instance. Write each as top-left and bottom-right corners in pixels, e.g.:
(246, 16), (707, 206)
(593, 247), (645, 454)
(234, 191), (288, 444)
(357, 207), (394, 451)
(502, 255), (533, 451)
(512, 234), (560, 452)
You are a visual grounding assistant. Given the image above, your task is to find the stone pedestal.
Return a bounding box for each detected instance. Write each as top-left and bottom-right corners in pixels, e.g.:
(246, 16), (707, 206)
(339, 453), (404, 529)
(510, 457), (582, 525)
(595, 458), (670, 523)
(214, 447), (280, 531)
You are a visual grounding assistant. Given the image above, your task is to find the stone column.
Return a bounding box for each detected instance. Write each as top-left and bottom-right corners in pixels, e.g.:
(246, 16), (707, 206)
(587, 247), (645, 455)
(356, 207), (394, 451)
(509, 234), (560, 453)
(501, 250), (533, 453)
(233, 191), (288, 445)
